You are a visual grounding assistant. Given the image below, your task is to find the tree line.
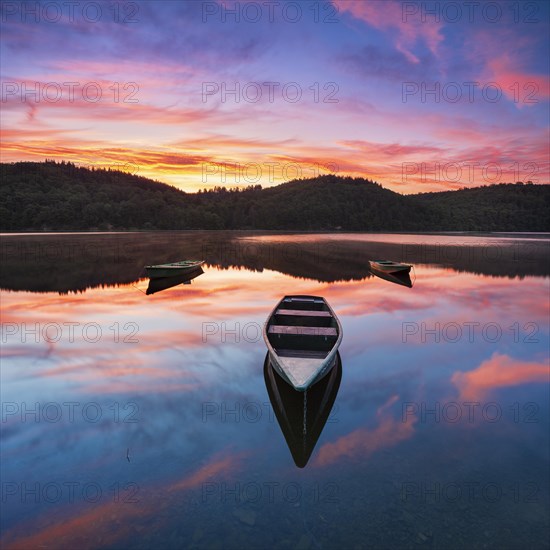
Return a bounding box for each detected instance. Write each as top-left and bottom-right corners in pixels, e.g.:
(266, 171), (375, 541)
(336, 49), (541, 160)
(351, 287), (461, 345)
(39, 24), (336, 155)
(1, 161), (548, 231)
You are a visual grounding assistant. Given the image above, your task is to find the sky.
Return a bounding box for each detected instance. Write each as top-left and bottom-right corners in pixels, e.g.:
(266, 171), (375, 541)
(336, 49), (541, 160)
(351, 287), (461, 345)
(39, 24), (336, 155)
(1, 0), (549, 193)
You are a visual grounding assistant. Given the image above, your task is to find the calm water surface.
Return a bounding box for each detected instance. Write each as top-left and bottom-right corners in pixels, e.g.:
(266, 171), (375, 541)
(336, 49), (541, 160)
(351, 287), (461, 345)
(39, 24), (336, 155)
(1, 232), (549, 549)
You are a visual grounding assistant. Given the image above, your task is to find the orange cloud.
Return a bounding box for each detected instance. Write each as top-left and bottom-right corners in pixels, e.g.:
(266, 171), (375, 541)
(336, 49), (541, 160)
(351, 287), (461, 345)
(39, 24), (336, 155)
(3, 103), (548, 193)
(314, 395), (417, 467)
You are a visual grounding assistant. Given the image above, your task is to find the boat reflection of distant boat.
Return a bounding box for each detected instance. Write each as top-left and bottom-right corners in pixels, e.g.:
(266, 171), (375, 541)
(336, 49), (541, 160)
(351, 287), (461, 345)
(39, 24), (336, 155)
(264, 351), (342, 468)
(369, 267), (413, 288)
(146, 267), (204, 295)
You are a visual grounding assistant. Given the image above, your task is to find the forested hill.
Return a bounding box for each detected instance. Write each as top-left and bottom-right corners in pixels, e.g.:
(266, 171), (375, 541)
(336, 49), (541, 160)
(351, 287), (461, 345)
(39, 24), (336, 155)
(1, 161), (549, 231)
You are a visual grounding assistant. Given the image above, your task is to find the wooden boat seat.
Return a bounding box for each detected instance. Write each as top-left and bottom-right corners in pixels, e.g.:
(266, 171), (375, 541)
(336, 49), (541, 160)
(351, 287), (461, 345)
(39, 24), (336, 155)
(275, 309), (331, 317)
(282, 298), (325, 311)
(283, 297), (323, 302)
(265, 295), (342, 390)
(268, 325), (337, 337)
(275, 349), (328, 358)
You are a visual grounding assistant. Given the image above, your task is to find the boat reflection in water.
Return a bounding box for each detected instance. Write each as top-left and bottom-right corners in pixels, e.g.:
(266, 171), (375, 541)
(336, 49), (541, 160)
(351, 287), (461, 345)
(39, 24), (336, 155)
(264, 351), (342, 468)
(146, 267), (204, 295)
(369, 266), (413, 288)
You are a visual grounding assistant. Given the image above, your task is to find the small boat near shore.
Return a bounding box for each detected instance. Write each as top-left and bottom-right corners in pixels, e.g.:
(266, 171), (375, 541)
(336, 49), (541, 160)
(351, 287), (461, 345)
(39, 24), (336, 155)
(369, 260), (412, 274)
(263, 295), (342, 392)
(145, 260), (204, 279)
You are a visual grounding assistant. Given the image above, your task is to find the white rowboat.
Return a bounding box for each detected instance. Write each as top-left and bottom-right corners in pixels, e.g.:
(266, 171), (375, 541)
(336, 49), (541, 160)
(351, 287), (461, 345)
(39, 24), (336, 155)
(263, 295), (343, 391)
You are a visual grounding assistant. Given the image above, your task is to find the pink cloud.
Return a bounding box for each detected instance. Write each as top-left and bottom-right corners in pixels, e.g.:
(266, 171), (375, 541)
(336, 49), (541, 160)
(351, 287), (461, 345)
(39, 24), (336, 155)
(487, 55), (550, 104)
(334, 0), (444, 63)
(451, 353), (549, 401)
(463, 29), (549, 107)
(2, 453), (242, 550)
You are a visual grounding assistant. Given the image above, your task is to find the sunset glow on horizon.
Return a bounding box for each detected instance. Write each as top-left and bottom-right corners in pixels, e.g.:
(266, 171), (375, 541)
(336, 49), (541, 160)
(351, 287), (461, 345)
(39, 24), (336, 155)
(1, 0), (549, 193)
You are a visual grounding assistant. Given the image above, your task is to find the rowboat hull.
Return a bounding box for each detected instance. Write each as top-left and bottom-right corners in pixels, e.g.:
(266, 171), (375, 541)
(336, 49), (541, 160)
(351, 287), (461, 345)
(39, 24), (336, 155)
(145, 260), (204, 279)
(369, 260), (412, 274)
(268, 347), (339, 391)
(264, 351), (342, 468)
(263, 295), (343, 392)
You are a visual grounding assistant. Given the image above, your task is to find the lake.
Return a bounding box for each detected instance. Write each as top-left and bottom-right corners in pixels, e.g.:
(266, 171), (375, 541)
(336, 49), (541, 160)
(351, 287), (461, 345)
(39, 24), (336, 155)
(1, 232), (549, 549)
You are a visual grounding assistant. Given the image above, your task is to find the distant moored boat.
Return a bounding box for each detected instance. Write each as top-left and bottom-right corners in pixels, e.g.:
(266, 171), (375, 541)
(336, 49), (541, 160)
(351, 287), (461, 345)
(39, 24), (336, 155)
(145, 260), (205, 279)
(368, 260), (412, 274)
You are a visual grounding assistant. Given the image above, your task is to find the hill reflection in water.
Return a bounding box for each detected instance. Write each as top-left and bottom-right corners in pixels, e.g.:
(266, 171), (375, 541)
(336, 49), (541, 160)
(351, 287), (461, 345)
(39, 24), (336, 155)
(1, 231), (548, 294)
